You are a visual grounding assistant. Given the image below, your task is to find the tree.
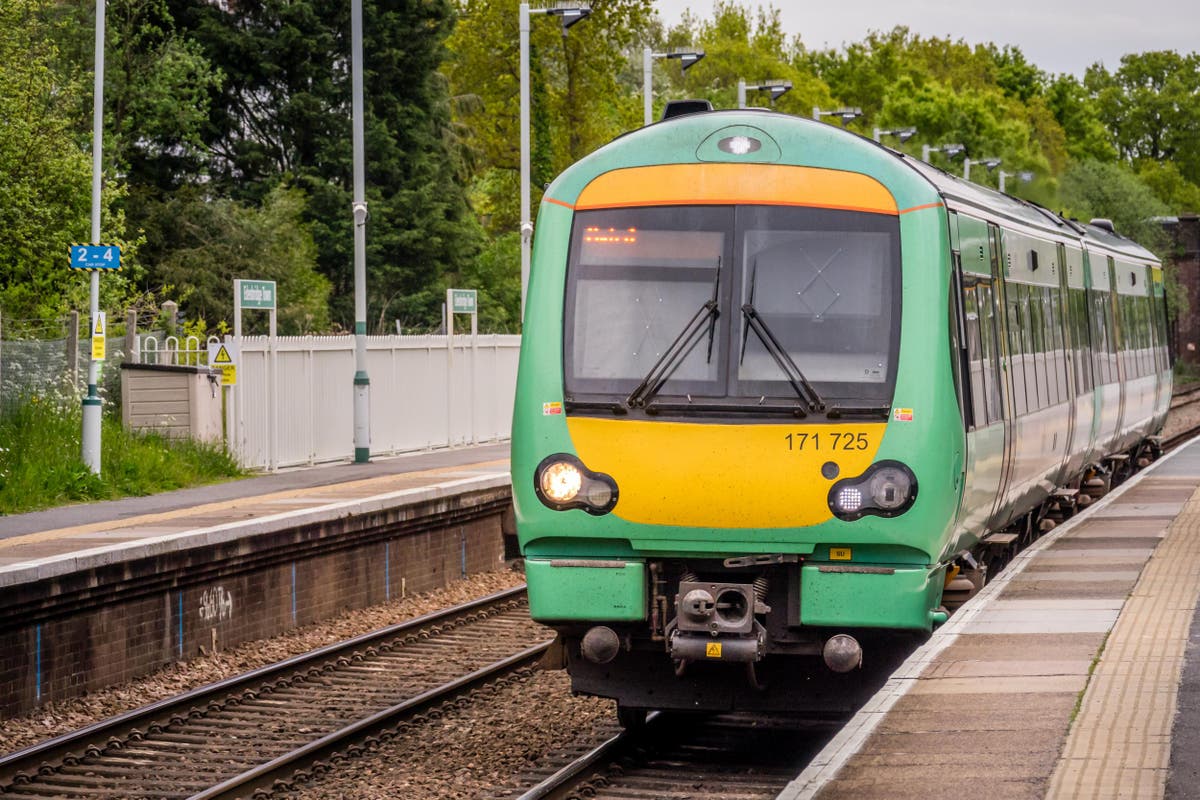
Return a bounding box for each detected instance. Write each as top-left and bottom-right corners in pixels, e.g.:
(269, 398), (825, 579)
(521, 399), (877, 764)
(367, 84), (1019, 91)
(148, 186), (331, 334)
(1085, 52), (1200, 182)
(1059, 160), (1169, 249)
(169, 0), (481, 331)
(0, 0), (130, 324)
(668, 3), (833, 117)
(1045, 74), (1116, 163)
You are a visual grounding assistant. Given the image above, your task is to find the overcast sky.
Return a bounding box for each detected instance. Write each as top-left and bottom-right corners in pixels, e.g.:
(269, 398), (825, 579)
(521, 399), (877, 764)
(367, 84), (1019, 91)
(652, 0), (1200, 77)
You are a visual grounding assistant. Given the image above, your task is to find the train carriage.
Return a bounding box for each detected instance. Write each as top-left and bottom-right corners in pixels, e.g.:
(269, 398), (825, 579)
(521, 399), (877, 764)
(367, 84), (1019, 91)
(510, 106), (1171, 717)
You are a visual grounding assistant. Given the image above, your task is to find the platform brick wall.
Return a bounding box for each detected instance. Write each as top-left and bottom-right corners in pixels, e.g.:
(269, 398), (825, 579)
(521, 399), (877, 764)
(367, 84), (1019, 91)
(0, 487), (510, 719)
(1168, 215), (1200, 364)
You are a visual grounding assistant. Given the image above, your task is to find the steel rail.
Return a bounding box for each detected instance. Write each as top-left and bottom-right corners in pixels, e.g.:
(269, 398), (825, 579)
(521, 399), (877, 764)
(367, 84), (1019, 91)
(0, 585), (527, 787)
(192, 642), (551, 800)
(514, 713), (660, 800)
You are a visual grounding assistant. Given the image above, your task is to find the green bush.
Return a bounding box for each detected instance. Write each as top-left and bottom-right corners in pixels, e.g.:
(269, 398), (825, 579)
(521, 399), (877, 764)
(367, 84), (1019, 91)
(0, 392), (242, 514)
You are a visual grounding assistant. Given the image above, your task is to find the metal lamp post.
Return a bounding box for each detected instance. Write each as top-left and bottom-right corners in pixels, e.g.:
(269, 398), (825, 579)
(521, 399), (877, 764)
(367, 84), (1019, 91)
(350, 0), (371, 462)
(998, 170), (1035, 194)
(813, 107), (863, 125)
(873, 126), (916, 143)
(81, 0), (106, 474)
(643, 47), (704, 125)
(921, 142), (966, 163)
(964, 156), (1002, 182)
(738, 79), (792, 109)
(520, 1), (591, 319)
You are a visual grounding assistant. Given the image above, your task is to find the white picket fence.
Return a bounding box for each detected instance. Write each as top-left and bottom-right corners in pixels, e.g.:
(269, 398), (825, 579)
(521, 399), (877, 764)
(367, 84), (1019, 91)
(194, 334), (519, 470)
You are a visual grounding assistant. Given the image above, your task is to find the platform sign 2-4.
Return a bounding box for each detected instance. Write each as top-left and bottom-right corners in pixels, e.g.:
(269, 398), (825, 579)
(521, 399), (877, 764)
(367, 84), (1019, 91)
(70, 244), (122, 270)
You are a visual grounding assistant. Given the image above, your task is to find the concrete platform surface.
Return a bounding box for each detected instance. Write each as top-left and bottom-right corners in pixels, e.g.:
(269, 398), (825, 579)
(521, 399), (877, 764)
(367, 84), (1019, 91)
(778, 437), (1200, 800)
(0, 444), (511, 588)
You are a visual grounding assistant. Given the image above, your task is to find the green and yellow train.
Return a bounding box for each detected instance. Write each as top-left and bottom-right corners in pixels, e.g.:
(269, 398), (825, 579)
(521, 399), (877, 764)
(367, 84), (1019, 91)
(510, 105), (1171, 718)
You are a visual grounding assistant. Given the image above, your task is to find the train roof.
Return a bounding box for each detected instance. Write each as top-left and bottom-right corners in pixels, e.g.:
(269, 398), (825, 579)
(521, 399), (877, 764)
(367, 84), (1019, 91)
(627, 106), (1159, 266)
(898, 151), (1159, 264)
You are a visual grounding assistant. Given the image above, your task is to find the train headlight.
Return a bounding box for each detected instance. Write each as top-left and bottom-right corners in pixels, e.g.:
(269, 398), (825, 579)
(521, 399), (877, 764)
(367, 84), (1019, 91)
(534, 454), (619, 515)
(540, 461), (583, 503)
(827, 461), (917, 521)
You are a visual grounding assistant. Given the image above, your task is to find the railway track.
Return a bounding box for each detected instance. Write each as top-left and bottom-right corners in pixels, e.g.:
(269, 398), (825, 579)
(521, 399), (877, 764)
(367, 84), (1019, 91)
(0, 586), (550, 799)
(504, 712), (839, 800)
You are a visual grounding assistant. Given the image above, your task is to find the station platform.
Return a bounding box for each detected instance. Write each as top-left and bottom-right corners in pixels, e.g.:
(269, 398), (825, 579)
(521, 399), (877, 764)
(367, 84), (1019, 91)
(779, 436), (1200, 800)
(0, 445), (513, 717)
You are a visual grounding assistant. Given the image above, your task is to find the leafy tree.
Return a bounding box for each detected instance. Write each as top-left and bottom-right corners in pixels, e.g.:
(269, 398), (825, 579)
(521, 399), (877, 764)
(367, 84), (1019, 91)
(1085, 52), (1200, 182)
(170, 0), (481, 331)
(667, 3), (833, 117)
(880, 77), (1052, 186)
(0, 0), (131, 325)
(1059, 160), (1169, 248)
(1136, 161), (1200, 214)
(147, 186), (331, 334)
(1045, 74), (1116, 163)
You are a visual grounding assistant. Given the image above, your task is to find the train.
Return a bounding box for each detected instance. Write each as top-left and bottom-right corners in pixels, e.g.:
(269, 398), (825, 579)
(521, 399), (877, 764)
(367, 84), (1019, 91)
(510, 104), (1171, 721)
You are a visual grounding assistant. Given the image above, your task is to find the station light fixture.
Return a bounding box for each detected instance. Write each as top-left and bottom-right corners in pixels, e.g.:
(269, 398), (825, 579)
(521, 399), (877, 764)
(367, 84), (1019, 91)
(998, 169), (1035, 194)
(813, 107), (863, 125)
(921, 142), (966, 163)
(738, 79), (793, 108)
(644, 47), (706, 125)
(519, 1), (592, 317)
(963, 156), (1002, 181)
(873, 126), (917, 143)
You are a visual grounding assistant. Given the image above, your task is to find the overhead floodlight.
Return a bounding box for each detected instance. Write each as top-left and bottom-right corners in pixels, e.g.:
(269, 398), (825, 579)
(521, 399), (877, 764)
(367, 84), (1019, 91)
(665, 49), (705, 71)
(541, 1), (591, 29)
(814, 106), (863, 125)
(739, 79), (793, 108)
(874, 126), (917, 143)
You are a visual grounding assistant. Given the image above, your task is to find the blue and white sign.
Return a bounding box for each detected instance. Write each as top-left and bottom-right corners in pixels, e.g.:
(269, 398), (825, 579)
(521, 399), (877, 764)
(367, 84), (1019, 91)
(69, 244), (122, 270)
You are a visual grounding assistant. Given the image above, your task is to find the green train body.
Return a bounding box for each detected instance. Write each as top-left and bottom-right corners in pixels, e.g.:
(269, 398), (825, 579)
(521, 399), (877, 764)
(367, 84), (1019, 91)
(511, 107), (1170, 714)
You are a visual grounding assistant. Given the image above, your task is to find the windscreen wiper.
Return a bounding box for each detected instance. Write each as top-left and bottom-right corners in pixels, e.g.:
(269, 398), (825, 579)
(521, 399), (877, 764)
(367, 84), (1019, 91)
(740, 303), (825, 412)
(625, 300), (720, 408)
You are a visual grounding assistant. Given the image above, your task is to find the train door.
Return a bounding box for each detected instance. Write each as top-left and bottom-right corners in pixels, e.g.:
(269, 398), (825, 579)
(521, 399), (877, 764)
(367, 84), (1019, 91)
(1108, 255), (1129, 447)
(1053, 242), (1078, 485)
(953, 214), (1008, 540)
(986, 223), (1018, 528)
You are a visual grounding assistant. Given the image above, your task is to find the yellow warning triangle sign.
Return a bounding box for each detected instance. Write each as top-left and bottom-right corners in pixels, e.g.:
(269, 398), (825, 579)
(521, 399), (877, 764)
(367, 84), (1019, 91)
(213, 345), (233, 364)
(93, 315), (104, 336)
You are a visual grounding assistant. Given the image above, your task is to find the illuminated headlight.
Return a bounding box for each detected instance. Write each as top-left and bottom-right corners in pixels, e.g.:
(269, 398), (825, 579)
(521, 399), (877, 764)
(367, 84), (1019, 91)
(534, 454), (619, 515)
(540, 461), (583, 503)
(827, 461), (917, 521)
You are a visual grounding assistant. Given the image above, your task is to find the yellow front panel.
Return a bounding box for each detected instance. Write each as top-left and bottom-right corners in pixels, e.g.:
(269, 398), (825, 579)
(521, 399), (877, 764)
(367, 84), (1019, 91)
(573, 163), (899, 216)
(566, 417), (886, 528)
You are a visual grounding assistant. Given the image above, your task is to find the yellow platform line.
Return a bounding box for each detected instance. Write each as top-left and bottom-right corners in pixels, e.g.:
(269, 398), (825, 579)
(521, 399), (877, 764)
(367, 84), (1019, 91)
(0, 459), (510, 552)
(1046, 485), (1200, 799)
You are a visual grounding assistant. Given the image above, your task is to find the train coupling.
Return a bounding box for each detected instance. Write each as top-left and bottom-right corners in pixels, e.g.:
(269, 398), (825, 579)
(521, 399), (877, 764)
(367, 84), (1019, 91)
(665, 580), (767, 663)
(668, 621), (767, 662)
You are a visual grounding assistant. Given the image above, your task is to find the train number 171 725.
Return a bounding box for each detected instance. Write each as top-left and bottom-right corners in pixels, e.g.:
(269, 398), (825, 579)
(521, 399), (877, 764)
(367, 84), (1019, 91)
(784, 431), (870, 451)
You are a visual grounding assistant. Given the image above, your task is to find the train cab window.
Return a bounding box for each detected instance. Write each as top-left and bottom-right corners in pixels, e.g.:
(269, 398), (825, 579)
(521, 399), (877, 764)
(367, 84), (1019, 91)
(734, 206), (900, 404)
(565, 206), (729, 397)
(562, 204), (902, 411)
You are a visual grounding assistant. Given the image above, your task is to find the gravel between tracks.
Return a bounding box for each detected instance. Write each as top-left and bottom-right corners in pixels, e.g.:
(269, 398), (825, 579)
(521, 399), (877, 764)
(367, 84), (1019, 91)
(281, 669), (616, 800)
(0, 569), (527, 756)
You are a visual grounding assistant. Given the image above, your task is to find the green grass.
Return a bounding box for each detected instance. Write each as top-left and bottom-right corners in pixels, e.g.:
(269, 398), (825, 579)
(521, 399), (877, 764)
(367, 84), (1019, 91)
(0, 393), (244, 515)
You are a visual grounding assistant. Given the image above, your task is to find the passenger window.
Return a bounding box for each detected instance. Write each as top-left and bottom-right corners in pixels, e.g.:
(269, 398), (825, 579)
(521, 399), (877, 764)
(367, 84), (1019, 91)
(962, 286), (986, 429)
(1008, 287), (1027, 415)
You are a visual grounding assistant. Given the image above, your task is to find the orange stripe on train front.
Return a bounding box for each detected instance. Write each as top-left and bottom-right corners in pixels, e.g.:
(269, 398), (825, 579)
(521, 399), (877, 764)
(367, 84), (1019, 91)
(574, 163), (898, 215)
(567, 417), (887, 528)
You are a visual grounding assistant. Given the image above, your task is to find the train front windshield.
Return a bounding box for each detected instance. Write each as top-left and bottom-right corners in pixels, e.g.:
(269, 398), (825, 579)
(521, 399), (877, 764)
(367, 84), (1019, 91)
(564, 205), (901, 411)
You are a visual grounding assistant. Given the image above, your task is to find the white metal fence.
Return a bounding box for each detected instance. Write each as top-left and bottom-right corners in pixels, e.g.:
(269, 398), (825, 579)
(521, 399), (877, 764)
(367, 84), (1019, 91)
(226, 334), (520, 470)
